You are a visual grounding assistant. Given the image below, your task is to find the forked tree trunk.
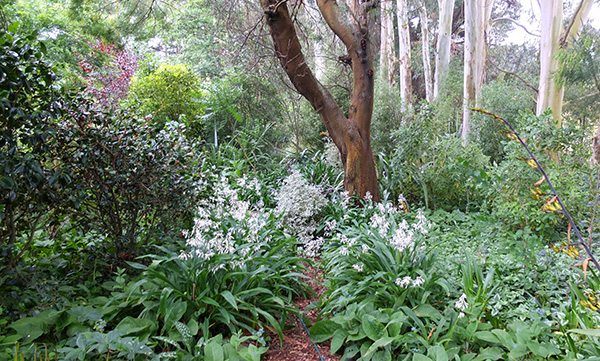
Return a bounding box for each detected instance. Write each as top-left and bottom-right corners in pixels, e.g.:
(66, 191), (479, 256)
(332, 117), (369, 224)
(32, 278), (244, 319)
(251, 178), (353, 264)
(433, 0), (454, 99)
(397, 0), (413, 110)
(414, 0), (433, 102)
(537, 0), (594, 126)
(260, 0), (380, 201)
(380, 0), (395, 87)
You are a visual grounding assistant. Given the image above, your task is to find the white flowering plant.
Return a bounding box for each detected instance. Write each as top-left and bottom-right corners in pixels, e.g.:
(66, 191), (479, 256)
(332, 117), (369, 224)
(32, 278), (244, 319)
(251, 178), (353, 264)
(319, 208), (449, 315)
(100, 173), (311, 346)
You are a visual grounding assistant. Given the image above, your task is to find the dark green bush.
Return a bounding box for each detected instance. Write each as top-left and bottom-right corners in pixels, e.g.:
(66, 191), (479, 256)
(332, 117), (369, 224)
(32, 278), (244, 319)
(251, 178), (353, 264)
(55, 102), (205, 255)
(0, 26), (68, 267)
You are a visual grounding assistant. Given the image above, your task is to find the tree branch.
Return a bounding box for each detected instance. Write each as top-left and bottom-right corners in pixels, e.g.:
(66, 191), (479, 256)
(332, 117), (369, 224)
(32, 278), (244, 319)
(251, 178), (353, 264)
(491, 17), (540, 37)
(488, 59), (538, 93)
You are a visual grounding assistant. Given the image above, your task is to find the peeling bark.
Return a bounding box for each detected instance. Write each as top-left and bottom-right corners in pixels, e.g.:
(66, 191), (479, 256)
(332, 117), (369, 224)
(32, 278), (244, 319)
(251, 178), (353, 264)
(261, 0), (380, 201)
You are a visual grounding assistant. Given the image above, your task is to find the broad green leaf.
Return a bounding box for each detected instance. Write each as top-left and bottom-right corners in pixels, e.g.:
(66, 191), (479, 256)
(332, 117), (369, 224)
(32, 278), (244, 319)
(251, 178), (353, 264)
(414, 304), (441, 319)
(474, 331), (500, 344)
(361, 314), (387, 341)
(428, 345), (449, 361)
(365, 336), (396, 357)
(309, 319), (337, 343)
(204, 340), (224, 361)
(115, 317), (156, 336)
(331, 329), (347, 354)
(413, 354), (434, 361)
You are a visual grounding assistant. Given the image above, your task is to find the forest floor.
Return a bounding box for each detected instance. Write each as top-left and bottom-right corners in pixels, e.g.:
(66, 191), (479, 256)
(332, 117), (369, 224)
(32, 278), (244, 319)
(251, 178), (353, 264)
(263, 264), (341, 361)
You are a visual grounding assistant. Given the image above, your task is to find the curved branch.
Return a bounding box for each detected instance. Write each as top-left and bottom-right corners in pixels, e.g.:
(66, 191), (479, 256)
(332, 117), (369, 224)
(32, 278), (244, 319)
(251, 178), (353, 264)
(488, 59), (538, 93)
(491, 17), (540, 37)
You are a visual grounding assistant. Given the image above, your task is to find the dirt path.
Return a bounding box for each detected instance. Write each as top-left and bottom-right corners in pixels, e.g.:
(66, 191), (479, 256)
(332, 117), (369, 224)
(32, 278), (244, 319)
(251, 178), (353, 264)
(263, 265), (341, 361)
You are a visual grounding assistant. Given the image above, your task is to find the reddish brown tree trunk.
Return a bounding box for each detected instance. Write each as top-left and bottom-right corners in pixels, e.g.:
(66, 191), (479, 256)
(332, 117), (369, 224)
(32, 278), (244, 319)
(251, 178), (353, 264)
(260, 0), (380, 201)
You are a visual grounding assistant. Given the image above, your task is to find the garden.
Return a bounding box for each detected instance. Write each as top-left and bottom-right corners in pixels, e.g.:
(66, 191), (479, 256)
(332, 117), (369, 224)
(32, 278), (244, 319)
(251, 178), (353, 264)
(2, 0), (600, 360)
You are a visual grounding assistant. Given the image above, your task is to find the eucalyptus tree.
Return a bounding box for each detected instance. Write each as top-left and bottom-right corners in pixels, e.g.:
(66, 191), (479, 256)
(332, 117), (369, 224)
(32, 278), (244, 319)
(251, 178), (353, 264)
(537, 0), (594, 125)
(397, 0), (413, 110)
(433, 0), (455, 99)
(259, 0), (380, 200)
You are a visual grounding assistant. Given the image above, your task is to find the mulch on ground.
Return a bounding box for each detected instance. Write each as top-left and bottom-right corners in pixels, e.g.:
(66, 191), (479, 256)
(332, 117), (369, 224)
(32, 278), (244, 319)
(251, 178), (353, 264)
(262, 264), (341, 361)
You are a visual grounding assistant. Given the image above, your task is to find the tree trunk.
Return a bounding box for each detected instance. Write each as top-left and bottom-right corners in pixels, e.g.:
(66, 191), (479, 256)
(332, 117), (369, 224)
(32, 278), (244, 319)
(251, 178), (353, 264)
(414, 0), (432, 102)
(536, 0), (563, 123)
(461, 0), (492, 145)
(397, 0), (413, 110)
(380, 0), (395, 87)
(537, 0), (593, 126)
(260, 0), (380, 201)
(433, 0), (454, 99)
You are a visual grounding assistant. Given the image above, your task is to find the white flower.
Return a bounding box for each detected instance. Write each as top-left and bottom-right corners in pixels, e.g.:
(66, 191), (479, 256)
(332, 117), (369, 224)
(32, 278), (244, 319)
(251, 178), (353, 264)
(365, 191), (373, 202)
(361, 244), (370, 254)
(455, 293), (468, 311)
(339, 246), (349, 256)
(458, 312), (465, 318)
(390, 220), (414, 252)
(412, 276), (425, 287)
(396, 276), (412, 288)
(352, 263), (364, 272)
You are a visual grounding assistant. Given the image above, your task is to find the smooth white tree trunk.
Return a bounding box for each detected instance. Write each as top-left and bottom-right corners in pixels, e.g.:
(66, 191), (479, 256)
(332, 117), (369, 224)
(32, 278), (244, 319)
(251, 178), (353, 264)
(433, 0), (454, 99)
(414, 0), (432, 101)
(380, 0), (395, 87)
(462, 0), (493, 145)
(536, 0), (563, 121)
(537, 0), (593, 125)
(397, 0), (413, 110)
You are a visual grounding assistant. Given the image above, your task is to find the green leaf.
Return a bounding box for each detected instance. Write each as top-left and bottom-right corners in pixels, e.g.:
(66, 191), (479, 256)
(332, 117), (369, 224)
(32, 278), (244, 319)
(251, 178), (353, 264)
(221, 291), (238, 310)
(8, 317), (45, 343)
(330, 329), (347, 354)
(428, 345), (449, 361)
(474, 331), (500, 344)
(413, 354), (434, 361)
(342, 344), (359, 360)
(361, 314), (386, 341)
(115, 317), (156, 337)
(568, 328), (600, 336)
(309, 319), (337, 343)
(414, 304), (441, 319)
(205, 340), (224, 361)
(365, 337), (396, 357)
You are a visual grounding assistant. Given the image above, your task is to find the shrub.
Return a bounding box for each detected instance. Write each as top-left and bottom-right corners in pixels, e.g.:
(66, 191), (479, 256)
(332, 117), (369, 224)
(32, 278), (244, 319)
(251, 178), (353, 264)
(55, 103), (204, 255)
(0, 26), (67, 267)
(76, 40), (139, 111)
(275, 169), (327, 256)
(128, 63), (203, 131)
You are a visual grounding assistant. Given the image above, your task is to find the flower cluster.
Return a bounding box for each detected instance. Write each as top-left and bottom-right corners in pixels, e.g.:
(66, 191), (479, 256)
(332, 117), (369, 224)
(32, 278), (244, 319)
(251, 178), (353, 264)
(455, 293), (468, 318)
(395, 276), (425, 288)
(275, 169), (327, 256)
(180, 175), (269, 264)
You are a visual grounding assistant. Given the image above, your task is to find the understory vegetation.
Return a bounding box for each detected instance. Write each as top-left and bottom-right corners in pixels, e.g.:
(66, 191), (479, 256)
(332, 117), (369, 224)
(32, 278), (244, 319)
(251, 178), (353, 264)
(2, 2), (600, 360)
